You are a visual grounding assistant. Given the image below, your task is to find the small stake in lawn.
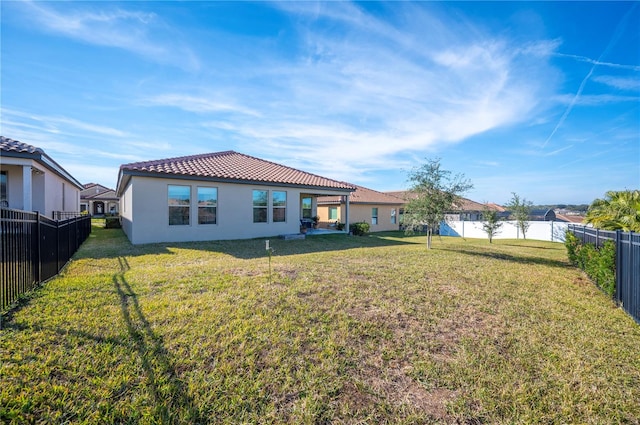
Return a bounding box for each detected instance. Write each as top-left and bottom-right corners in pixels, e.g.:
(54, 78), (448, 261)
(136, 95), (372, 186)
(265, 240), (274, 284)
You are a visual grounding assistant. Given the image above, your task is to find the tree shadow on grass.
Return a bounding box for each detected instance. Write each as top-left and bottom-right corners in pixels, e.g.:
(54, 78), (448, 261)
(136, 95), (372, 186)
(1, 258), (203, 423)
(77, 228), (423, 261)
(113, 256), (202, 423)
(437, 247), (571, 269)
(192, 232), (423, 260)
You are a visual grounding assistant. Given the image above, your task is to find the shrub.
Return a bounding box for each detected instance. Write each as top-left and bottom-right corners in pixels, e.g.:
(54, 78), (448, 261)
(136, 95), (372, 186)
(565, 231), (580, 265)
(349, 222), (370, 236)
(565, 230), (616, 297)
(104, 216), (121, 229)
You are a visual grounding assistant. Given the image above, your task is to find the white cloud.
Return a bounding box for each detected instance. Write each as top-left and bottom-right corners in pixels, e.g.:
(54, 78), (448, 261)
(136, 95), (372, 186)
(156, 2), (555, 185)
(553, 93), (640, 106)
(143, 94), (261, 117)
(2, 108), (129, 138)
(593, 75), (640, 91)
(556, 53), (640, 71)
(17, 1), (200, 71)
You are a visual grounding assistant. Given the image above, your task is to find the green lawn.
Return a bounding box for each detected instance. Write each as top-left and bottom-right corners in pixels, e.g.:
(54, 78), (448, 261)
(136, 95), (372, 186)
(2, 226), (640, 424)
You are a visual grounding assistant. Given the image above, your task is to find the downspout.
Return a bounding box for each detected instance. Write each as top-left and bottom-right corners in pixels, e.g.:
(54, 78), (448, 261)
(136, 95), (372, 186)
(345, 194), (350, 234)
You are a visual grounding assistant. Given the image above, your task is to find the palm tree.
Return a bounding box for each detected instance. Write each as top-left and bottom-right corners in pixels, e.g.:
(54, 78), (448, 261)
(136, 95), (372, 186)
(585, 190), (640, 232)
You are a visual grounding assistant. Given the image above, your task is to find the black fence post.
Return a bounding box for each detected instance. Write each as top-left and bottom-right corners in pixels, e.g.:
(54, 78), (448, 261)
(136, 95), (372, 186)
(37, 212), (42, 283)
(615, 230), (621, 304)
(56, 218), (60, 273)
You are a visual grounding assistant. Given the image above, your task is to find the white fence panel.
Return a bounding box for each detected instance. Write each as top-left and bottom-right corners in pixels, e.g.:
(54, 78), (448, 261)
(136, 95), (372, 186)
(440, 220), (569, 242)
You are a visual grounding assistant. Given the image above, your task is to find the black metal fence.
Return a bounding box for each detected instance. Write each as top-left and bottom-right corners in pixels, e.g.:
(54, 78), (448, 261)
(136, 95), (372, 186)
(568, 224), (640, 324)
(1, 208), (91, 312)
(52, 211), (85, 220)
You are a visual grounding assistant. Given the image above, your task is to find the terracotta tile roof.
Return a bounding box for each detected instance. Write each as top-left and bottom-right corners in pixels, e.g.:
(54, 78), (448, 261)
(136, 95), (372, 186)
(0, 136), (44, 154)
(318, 185), (405, 205)
(456, 198), (488, 211)
(555, 213), (585, 224)
(485, 202), (507, 212)
(385, 191), (415, 201)
(384, 190), (504, 212)
(119, 151), (356, 191)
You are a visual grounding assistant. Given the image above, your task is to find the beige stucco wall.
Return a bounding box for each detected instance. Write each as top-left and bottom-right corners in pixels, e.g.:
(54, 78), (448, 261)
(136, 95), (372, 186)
(0, 158), (80, 217)
(317, 204), (339, 223)
(123, 175), (350, 244)
(317, 203), (402, 232)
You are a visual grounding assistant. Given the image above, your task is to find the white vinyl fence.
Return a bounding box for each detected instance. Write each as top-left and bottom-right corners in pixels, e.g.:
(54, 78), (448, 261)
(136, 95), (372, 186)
(440, 220), (569, 242)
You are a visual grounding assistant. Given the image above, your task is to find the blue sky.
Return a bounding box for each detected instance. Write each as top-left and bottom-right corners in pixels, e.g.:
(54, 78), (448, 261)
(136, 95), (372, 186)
(1, 1), (638, 205)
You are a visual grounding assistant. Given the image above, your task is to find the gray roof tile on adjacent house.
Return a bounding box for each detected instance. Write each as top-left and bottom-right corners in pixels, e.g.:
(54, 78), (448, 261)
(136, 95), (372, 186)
(0, 136), (44, 154)
(0, 136), (84, 189)
(119, 151), (356, 190)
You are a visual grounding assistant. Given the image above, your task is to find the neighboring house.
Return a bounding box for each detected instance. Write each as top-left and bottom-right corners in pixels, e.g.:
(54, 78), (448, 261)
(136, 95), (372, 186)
(115, 151), (356, 244)
(446, 198), (492, 221)
(555, 213), (585, 224)
(385, 190), (503, 221)
(317, 185), (405, 232)
(528, 208), (557, 221)
(81, 183), (119, 216)
(0, 136), (83, 218)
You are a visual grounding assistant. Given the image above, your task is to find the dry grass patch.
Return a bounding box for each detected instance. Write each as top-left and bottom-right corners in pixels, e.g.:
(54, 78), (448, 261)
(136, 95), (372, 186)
(2, 228), (640, 424)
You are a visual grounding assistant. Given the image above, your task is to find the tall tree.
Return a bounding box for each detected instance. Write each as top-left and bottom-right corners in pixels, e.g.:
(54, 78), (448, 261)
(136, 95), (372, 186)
(482, 207), (503, 244)
(507, 192), (532, 239)
(585, 190), (640, 232)
(403, 158), (473, 249)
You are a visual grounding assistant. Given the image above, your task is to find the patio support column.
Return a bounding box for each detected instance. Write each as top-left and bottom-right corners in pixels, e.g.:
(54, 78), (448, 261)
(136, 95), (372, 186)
(22, 165), (32, 212)
(345, 194), (350, 234)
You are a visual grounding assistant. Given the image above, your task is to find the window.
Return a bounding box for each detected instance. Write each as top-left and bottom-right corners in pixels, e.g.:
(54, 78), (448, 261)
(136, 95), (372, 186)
(372, 207), (378, 225)
(329, 206), (338, 220)
(253, 190), (268, 223)
(168, 185), (190, 225)
(198, 187), (217, 224)
(391, 208), (397, 224)
(273, 191), (286, 223)
(0, 171), (6, 206)
(302, 197), (312, 219)
(399, 208), (405, 224)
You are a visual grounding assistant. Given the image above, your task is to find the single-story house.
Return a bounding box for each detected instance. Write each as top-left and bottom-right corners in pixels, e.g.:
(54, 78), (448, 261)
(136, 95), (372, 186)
(115, 151), (356, 244)
(317, 185), (405, 232)
(81, 183), (120, 216)
(0, 136), (83, 218)
(555, 213), (585, 224)
(385, 190), (504, 221)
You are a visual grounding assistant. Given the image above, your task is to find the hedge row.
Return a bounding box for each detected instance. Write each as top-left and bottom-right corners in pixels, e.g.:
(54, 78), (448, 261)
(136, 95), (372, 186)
(565, 231), (616, 297)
